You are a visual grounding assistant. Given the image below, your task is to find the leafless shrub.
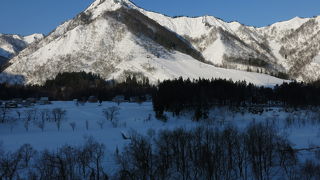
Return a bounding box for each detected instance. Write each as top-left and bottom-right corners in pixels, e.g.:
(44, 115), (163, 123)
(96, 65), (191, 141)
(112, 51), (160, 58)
(85, 120), (89, 130)
(34, 109), (50, 131)
(8, 117), (17, 133)
(103, 106), (120, 127)
(51, 108), (67, 131)
(0, 106), (10, 123)
(18, 144), (37, 168)
(96, 119), (106, 130)
(69, 122), (76, 132)
(24, 109), (37, 132)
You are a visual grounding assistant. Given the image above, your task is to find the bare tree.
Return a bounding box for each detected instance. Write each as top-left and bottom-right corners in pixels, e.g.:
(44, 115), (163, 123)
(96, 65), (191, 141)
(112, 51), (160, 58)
(85, 120), (89, 130)
(31, 108), (38, 122)
(34, 109), (49, 132)
(52, 108), (67, 131)
(77, 144), (91, 178)
(117, 135), (155, 180)
(24, 110), (35, 132)
(45, 109), (51, 122)
(97, 119), (106, 130)
(70, 122), (76, 132)
(8, 117), (17, 133)
(145, 114), (152, 122)
(18, 144), (37, 168)
(15, 110), (21, 121)
(84, 137), (106, 179)
(0, 106), (10, 123)
(0, 150), (23, 180)
(103, 106), (120, 127)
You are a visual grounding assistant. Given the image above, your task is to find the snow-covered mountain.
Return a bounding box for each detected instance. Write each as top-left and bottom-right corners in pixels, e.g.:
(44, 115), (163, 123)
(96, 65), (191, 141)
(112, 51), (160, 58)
(1, 0), (315, 85)
(142, 11), (320, 82)
(0, 33), (43, 58)
(0, 33), (43, 67)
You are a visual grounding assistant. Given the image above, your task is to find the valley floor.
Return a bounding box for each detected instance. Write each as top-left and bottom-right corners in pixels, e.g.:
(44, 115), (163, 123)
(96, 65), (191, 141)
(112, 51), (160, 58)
(0, 101), (320, 176)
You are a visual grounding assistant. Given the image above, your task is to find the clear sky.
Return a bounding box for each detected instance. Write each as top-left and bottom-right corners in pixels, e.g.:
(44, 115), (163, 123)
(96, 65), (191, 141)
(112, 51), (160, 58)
(0, 0), (319, 36)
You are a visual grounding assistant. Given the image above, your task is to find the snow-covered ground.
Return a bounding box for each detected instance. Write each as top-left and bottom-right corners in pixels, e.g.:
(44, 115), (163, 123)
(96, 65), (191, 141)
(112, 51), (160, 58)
(0, 101), (320, 175)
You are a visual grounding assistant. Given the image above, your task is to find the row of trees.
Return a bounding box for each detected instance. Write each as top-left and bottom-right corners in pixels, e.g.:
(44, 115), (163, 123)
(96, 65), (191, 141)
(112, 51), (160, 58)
(116, 122), (320, 180)
(153, 78), (320, 119)
(1, 104), (124, 132)
(0, 107), (66, 132)
(116, 122), (294, 180)
(2, 72), (320, 106)
(0, 71), (155, 101)
(0, 138), (107, 180)
(2, 123), (320, 180)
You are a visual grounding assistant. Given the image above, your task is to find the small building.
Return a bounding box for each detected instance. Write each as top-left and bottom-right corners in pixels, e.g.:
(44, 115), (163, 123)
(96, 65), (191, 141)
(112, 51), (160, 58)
(26, 98), (37, 104)
(88, 96), (98, 103)
(38, 97), (50, 105)
(112, 95), (125, 103)
(21, 100), (33, 107)
(145, 95), (152, 102)
(129, 96), (140, 103)
(12, 98), (23, 104)
(5, 102), (18, 108)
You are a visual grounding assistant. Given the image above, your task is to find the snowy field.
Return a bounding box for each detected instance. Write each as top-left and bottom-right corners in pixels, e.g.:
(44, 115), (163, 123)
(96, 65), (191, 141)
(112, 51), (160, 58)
(1, 101), (320, 174)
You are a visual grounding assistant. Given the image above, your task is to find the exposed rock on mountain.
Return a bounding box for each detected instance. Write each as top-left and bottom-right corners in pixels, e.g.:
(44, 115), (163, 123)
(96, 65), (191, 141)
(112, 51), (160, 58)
(3, 0), (317, 85)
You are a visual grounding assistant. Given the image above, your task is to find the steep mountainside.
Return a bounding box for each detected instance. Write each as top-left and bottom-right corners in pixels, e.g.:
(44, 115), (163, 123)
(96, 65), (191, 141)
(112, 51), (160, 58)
(258, 17), (320, 81)
(141, 11), (283, 75)
(141, 11), (320, 81)
(0, 33), (43, 68)
(0, 0), (287, 86)
(0, 33), (43, 58)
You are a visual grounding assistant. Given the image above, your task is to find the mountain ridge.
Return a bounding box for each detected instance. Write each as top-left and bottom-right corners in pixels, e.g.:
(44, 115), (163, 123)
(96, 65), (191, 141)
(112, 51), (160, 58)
(1, 0), (318, 85)
(140, 6), (320, 81)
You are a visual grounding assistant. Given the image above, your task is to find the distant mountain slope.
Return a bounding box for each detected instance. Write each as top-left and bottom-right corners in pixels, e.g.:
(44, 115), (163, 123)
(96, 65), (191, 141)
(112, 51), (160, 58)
(1, 0), (205, 85)
(0, 33), (43, 71)
(0, 33), (43, 59)
(141, 11), (284, 75)
(141, 10), (320, 81)
(0, 0), (308, 85)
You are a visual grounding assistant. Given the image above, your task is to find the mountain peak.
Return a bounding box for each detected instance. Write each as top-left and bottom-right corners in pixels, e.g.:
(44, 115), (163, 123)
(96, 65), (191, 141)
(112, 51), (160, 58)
(86, 0), (137, 19)
(2, 0), (320, 84)
(23, 34), (44, 44)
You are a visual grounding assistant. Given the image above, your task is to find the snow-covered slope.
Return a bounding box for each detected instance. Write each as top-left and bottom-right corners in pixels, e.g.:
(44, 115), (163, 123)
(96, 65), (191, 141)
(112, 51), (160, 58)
(140, 9), (320, 81)
(259, 16), (320, 81)
(23, 34), (44, 44)
(0, 33), (43, 59)
(0, 0), (287, 86)
(141, 10), (283, 75)
(0, 33), (43, 70)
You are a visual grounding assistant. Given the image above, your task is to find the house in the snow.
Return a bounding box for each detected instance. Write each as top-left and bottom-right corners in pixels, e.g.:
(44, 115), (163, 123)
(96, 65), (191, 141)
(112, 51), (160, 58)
(38, 97), (50, 105)
(88, 96), (98, 103)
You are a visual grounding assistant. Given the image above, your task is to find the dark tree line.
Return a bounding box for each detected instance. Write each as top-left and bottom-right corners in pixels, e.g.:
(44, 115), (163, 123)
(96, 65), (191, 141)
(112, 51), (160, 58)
(115, 122), (320, 180)
(0, 138), (107, 180)
(0, 71), (156, 101)
(2, 123), (320, 180)
(152, 78), (320, 119)
(2, 73), (320, 110)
